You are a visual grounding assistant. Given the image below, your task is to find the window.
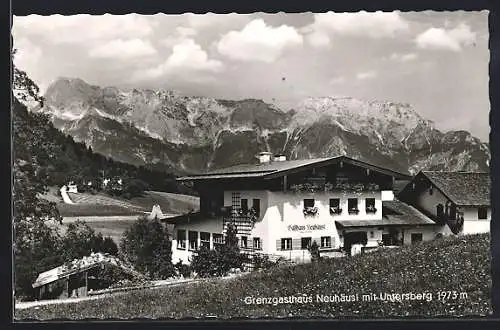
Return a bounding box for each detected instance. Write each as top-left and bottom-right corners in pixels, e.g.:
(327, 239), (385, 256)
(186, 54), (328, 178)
(281, 238), (292, 250)
(449, 203), (457, 220)
(436, 204), (444, 218)
(478, 207), (488, 220)
(370, 231), (375, 239)
(188, 231), (198, 250)
(177, 230), (186, 249)
(411, 233), (423, 244)
(429, 186), (433, 195)
(241, 199), (248, 212)
(252, 199), (261, 217)
(321, 236), (332, 249)
(240, 236), (248, 249)
(253, 237), (262, 250)
(382, 233), (392, 246)
(200, 232), (210, 249)
(329, 198), (341, 215)
(301, 237), (312, 250)
(303, 198), (318, 216)
(304, 199), (315, 208)
(213, 233), (224, 249)
(348, 198), (359, 214)
(365, 198), (376, 213)
(231, 192), (241, 209)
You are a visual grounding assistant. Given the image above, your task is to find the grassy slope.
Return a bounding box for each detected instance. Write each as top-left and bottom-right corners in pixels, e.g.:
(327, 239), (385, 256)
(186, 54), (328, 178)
(42, 189), (199, 244)
(43, 189), (199, 217)
(15, 233), (492, 319)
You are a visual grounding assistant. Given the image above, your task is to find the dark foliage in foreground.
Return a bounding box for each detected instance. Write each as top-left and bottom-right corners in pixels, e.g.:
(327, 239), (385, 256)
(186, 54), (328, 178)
(119, 216), (175, 279)
(13, 58), (194, 299)
(190, 223), (245, 277)
(15, 233), (492, 319)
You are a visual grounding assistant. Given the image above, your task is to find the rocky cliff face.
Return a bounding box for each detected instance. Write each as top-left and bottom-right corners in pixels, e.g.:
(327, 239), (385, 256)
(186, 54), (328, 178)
(34, 77), (490, 175)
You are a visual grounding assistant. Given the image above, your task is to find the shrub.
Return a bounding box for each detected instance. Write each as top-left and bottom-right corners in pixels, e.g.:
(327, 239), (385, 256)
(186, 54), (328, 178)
(190, 223), (245, 278)
(60, 220), (119, 261)
(92, 265), (146, 290)
(120, 216), (175, 279)
(190, 246), (221, 277)
(308, 241), (321, 262)
(14, 222), (64, 300)
(174, 259), (192, 278)
(252, 254), (275, 270)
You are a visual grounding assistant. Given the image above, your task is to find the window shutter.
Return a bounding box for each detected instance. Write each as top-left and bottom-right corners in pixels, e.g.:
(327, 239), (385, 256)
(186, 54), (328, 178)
(292, 238), (301, 250)
(276, 239), (281, 251)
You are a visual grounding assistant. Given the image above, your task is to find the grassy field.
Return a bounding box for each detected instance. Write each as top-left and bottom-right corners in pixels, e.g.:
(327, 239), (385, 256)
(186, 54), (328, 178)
(55, 190), (199, 217)
(15, 233), (492, 320)
(57, 203), (145, 217)
(39, 188), (199, 244)
(78, 219), (140, 244)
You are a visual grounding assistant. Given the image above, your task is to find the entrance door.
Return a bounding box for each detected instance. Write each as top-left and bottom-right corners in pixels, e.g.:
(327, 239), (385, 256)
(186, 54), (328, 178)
(343, 231), (368, 255)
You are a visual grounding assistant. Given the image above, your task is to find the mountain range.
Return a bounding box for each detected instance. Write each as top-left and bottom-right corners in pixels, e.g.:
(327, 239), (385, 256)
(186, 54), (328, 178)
(31, 77), (490, 175)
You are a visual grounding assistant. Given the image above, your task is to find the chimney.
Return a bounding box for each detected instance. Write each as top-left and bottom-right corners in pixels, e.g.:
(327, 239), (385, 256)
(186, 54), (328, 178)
(257, 152), (273, 164)
(273, 154), (287, 162)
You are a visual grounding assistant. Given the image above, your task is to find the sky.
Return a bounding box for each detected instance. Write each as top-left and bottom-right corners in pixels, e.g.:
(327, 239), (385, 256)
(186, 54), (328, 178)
(12, 11), (490, 141)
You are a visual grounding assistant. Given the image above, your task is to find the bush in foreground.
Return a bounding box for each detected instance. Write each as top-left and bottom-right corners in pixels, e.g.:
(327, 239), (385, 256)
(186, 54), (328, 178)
(190, 223), (245, 277)
(120, 216), (175, 279)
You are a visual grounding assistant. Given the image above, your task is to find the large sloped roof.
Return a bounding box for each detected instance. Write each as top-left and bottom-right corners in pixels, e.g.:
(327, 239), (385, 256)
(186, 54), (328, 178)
(177, 155), (411, 181)
(335, 199), (436, 228)
(32, 252), (143, 288)
(419, 171), (490, 206)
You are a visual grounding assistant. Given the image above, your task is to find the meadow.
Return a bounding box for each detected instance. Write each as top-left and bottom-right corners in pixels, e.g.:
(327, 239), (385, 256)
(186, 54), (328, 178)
(42, 189), (199, 244)
(15, 233), (492, 320)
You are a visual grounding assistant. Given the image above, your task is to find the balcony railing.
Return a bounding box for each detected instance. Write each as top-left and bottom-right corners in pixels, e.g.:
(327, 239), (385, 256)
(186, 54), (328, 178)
(289, 181), (381, 193)
(222, 207), (258, 236)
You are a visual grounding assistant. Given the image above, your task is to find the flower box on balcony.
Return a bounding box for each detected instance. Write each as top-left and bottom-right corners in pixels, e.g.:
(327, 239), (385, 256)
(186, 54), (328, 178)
(348, 208), (360, 215)
(330, 207), (342, 215)
(365, 207), (377, 214)
(246, 208), (259, 223)
(303, 206), (319, 217)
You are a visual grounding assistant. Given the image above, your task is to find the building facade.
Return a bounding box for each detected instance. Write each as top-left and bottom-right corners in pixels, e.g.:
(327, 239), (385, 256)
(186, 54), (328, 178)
(398, 171), (491, 236)
(169, 154), (445, 264)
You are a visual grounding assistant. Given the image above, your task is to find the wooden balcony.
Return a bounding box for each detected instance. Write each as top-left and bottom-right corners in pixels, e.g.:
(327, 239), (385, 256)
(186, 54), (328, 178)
(222, 207), (258, 236)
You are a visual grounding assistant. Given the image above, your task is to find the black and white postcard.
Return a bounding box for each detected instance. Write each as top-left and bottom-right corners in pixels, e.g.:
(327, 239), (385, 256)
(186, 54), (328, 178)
(11, 9), (493, 320)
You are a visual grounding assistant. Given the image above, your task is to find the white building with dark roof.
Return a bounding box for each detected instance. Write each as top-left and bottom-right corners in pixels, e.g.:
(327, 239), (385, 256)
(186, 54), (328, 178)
(398, 171), (491, 235)
(168, 154), (445, 263)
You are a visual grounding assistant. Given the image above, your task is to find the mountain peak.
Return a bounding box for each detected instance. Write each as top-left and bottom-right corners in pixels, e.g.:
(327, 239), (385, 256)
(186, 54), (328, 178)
(36, 79), (489, 175)
(44, 77), (99, 109)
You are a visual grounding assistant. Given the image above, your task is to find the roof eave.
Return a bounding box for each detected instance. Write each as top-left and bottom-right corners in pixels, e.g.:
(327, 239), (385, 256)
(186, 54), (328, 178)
(263, 155), (411, 180)
(176, 171), (274, 182)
